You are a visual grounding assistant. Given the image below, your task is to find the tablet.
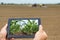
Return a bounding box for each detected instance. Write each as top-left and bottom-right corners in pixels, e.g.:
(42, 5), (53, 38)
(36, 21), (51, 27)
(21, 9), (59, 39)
(7, 18), (41, 38)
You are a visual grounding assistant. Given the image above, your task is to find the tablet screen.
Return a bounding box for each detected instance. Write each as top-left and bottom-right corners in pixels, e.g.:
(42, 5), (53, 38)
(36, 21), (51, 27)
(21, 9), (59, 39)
(7, 18), (40, 38)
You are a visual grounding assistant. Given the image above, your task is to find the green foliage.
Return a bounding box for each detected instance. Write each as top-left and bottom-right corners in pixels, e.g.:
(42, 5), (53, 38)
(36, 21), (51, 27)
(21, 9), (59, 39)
(10, 20), (21, 35)
(1, 2), (4, 5)
(22, 20), (38, 35)
(10, 20), (38, 35)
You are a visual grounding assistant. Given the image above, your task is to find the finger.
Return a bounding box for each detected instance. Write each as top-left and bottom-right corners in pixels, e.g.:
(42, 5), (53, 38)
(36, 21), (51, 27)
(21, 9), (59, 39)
(3, 24), (8, 29)
(1, 24), (8, 31)
(0, 24), (8, 37)
(10, 38), (15, 40)
(39, 25), (43, 31)
(0, 38), (6, 40)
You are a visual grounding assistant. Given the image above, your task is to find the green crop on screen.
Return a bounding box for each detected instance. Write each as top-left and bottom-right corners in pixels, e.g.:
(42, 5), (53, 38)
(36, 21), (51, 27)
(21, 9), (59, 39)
(10, 19), (38, 35)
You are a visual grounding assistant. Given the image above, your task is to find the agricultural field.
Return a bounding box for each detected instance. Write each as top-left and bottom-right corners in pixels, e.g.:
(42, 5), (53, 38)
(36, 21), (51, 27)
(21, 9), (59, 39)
(0, 4), (60, 40)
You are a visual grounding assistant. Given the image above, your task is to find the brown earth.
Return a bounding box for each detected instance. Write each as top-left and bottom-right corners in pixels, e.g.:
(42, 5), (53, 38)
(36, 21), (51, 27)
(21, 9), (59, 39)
(0, 5), (60, 40)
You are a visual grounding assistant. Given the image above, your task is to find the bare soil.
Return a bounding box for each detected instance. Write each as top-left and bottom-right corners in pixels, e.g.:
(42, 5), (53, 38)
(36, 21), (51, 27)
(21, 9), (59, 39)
(0, 5), (60, 40)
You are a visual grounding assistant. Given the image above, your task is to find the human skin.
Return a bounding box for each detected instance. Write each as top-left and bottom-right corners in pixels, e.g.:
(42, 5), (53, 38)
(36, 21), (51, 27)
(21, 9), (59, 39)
(33, 25), (48, 40)
(0, 24), (47, 40)
(0, 24), (14, 40)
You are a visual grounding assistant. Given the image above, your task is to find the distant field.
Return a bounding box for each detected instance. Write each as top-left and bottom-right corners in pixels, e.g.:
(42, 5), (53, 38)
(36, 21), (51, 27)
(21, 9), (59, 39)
(0, 5), (60, 40)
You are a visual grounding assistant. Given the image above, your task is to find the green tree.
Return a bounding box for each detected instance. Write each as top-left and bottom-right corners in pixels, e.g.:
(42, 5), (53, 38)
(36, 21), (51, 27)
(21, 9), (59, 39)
(1, 2), (4, 5)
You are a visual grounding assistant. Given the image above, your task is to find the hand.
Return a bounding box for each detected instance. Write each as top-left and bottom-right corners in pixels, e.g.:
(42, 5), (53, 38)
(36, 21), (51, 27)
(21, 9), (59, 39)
(0, 24), (47, 40)
(33, 25), (48, 40)
(0, 24), (14, 40)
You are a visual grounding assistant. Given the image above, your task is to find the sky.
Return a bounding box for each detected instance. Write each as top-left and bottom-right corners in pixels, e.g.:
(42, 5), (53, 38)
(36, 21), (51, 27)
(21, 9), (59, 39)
(0, 0), (60, 4)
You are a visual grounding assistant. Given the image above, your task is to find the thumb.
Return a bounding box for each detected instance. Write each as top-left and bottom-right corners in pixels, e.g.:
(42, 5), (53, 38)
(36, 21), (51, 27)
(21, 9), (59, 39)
(1, 24), (7, 31)
(0, 24), (7, 34)
(39, 25), (43, 31)
(0, 24), (8, 38)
